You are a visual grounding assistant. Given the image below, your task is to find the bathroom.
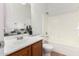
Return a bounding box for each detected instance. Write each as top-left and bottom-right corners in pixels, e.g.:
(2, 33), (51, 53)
(0, 3), (79, 56)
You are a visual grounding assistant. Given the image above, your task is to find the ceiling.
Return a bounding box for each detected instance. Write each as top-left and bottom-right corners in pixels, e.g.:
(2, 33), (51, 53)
(46, 3), (79, 16)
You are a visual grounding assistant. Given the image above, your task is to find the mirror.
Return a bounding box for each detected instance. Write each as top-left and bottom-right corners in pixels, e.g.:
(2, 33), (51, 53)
(4, 3), (31, 36)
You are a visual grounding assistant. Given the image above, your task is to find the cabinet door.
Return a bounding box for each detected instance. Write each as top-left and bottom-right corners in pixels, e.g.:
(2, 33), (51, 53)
(31, 40), (42, 56)
(8, 46), (31, 56)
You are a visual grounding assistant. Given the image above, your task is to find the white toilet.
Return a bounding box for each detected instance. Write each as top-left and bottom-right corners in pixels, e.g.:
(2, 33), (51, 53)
(43, 36), (53, 56)
(43, 43), (53, 56)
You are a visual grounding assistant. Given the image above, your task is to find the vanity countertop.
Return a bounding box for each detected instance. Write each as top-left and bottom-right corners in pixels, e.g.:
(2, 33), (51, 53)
(4, 34), (44, 55)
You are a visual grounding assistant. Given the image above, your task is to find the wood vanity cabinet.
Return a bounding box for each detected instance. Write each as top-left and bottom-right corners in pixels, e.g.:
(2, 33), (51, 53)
(31, 40), (42, 56)
(8, 46), (31, 56)
(8, 40), (42, 56)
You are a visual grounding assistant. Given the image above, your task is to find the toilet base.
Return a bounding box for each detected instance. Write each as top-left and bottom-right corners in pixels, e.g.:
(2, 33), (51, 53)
(43, 52), (52, 56)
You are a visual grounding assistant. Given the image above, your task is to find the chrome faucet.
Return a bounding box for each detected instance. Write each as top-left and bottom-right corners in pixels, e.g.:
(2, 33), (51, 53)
(16, 36), (23, 40)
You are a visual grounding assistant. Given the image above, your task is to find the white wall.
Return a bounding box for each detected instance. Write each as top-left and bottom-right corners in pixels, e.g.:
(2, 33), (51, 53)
(0, 3), (4, 56)
(0, 3), (4, 41)
(42, 13), (49, 36)
(31, 3), (47, 35)
(25, 4), (31, 25)
(47, 10), (79, 55)
(5, 3), (31, 33)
